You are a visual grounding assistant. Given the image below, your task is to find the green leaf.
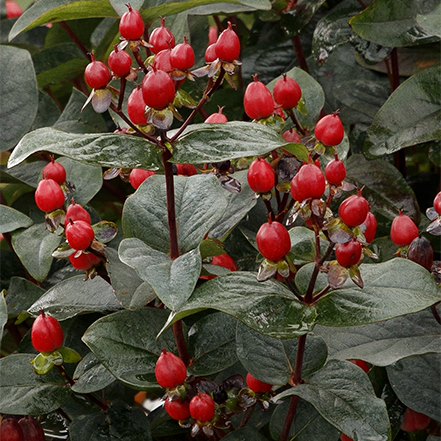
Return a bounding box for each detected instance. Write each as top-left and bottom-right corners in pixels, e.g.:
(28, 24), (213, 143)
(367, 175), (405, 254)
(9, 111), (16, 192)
(281, 0), (327, 37)
(7, 127), (162, 170)
(59, 346), (82, 364)
(387, 353), (440, 422)
(222, 427), (269, 441)
(122, 174), (228, 254)
(119, 238), (201, 311)
(416, 3), (441, 38)
(315, 259), (441, 327)
(188, 312), (238, 376)
(82, 308), (176, 389)
(0, 46), (38, 152)
(184, 0), (271, 15)
(0, 354), (70, 415)
(236, 323), (327, 384)
(350, 0), (440, 47)
(295, 262), (328, 295)
(172, 122), (289, 164)
(6, 277), (45, 320)
(289, 227), (327, 265)
(28, 275), (120, 320)
(365, 65), (441, 156)
(0, 291), (6, 342)
(0, 205), (33, 233)
(168, 272), (315, 339)
(11, 224), (62, 282)
(92, 221), (117, 244)
(31, 91), (61, 131)
(72, 352), (115, 394)
(274, 359), (390, 441)
(315, 308), (441, 366)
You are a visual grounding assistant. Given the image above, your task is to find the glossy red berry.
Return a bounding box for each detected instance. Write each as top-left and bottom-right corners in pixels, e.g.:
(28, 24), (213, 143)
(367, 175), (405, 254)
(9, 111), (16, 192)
(340, 435), (353, 441)
(282, 129), (302, 144)
(361, 212), (378, 244)
(35, 179), (65, 213)
(149, 18), (175, 54)
(390, 213), (419, 247)
(42, 158), (66, 184)
(18, 417), (45, 441)
(325, 157), (346, 186)
(170, 37), (195, 71)
(434, 191), (441, 215)
(142, 69), (175, 110)
(208, 26), (218, 45)
(407, 236), (433, 271)
(215, 21), (240, 62)
(69, 252), (101, 271)
(401, 408), (431, 432)
(164, 398), (191, 421)
(84, 54), (111, 89)
(315, 114), (345, 146)
(244, 76), (274, 120)
(204, 108), (228, 124)
(6, 1), (23, 19)
(154, 49), (173, 73)
(65, 201), (91, 225)
(155, 349), (187, 389)
(212, 254), (238, 272)
(31, 311), (64, 353)
(247, 158), (275, 194)
(119, 4), (145, 41)
(273, 74), (302, 110)
(176, 164), (198, 176)
(246, 373), (272, 393)
(189, 393), (216, 422)
(335, 240), (362, 268)
(127, 87), (148, 125)
(350, 359), (370, 373)
(338, 193), (370, 228)
(108, 46), (132, 77)
(129, 169), (155, 190)
(205, 43), (217, 63)
(256, 220), (291, 262)
(0, 419), (24, 441)
(65, 219), (95, 251)
(290, 163), (326, 202)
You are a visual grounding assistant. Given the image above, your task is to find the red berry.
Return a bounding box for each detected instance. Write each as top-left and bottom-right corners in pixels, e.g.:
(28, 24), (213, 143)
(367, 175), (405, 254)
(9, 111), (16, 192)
(244, 76), (274, 120)
(65, 219), (95, 251)
(108, 46), (132, 77)
(18, 417), (45, 441)
(325, 157), (346, 186)
(0, 419), (24, 441)
(208, 26), (218, 45)
(335, 240), (362, 268)
(170, 37), (195, 71)
(215, 21), (240, 62)
(246, 373), (272, 393)
(31, 311), (64, 353)
(390, 213), (419, 247)
(434, 191), (441, 215)
(340, 435), (353, 441)
(119, 4), (145, 41)
(408, 236), (433, 271)
(205, 43), (217, 63)
(6, 0), (23, 19)
(273, 74), (302, 110)
(338, 193), (370, 228)
(290, 163), (326, 202)
(149, 18), (175, 54)
(315, 114), (345, 146)
(189, 393), (216, 423)
(69, 252), (101, 271)
(164, 398), (191, 421)
(42, 158), (66, 184)
(142, 69), (175, 110)
(256, 221), (291, 262)
(65, 201), (91, 225)
(212, 254), (238, 272)
(35, 179), (65, 213)
(129, 169), (155, 190)
(84, 54), (111, 89)
(401, 408), (431, 432)
(204, 108), (228, 124)
(154, 49), (173, 73)
(350, 359), (370, 373)
(128, 87), (148, 125)
(282, 129), (302, 144)
(155, 350), (187, 389)
(361, 212), (378, 244)
(176, 164), (198, 176)
(247, 158), (275, 194)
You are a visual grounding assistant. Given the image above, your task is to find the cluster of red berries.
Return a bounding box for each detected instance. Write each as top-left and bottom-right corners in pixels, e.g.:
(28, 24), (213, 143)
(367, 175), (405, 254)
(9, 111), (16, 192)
(35, 158), (67, 213)
(31, 311), (64, 354)
(0, 416), (45, 441)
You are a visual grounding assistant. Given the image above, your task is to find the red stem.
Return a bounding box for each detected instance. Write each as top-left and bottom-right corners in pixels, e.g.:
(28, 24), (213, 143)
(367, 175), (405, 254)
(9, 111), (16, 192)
(59, 22), (89, 59)
(292, 35), (309, 73)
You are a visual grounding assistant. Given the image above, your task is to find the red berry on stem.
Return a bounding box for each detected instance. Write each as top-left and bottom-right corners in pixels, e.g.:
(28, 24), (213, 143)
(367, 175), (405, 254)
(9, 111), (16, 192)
(165, 398), (191, 421)
(247, 158), (275, 194)
(244, 75), (274, 120)
(0, 419), (24, 441)
(42, 158), (66, 184)
(170, 37), (195, 71)
(256, 220), (291, 262)
(315, 113), (345, 146)
(205, 43), (217, 63)
(189, 393), (216, 422)
(65, 201), (91, 225)
(155, 349), (187, 388)
(215, 21), (240, 62)
(325, 157), (346, 186)
(176, 164), (198, 176)
(127, 87), (148, 125)
(119, 4), (145, 41)
(340, 435), (354, 441)
(290, 163), (326, 202)
(35, 179), (65, 213)
(273, 74), (302, 110)
(129, 169), (155, 190)
(18, 417), (46, 441)
(401, 408), (431, 432)
(149, 18), (176, 54)
(208, 26), (218, 45)
(205, 107), (228, 124)
(390, 213), (419, 247)
(142, 69), (175, 110)
(6, 1), (23, 19)
(65, 219), (95, 251)
(84, 54), (111, 89)
(69, 252), (101, 271)
(282, 129), (302, 144)
(154, 49), (173, 73)
(361, 212), (378, 244)
(108, 46), (132, 77)
(212, 254), (238, 272)
(246, 373), (272, 393)
(336, 240), (362, 268)
(338, 192), (370, 227)
(407, 236), (433, 271)
(434, 191), (441, 215)
(31, 311), (64, 353)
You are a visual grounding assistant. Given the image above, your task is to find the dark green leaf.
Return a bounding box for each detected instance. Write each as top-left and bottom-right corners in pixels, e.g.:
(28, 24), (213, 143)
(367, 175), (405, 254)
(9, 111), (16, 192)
(30, 91), (61, 131)
(0, 354), (70, 415)
(185, 0), (271, 15)
(122, 174), (228, 254)
(315, 259), (441, 327)
(416, 4), (441, 38)
(0, 205), (33, 233)
(0, 46), (38, 152)
(365, 65), (441, 156)
(281, 0), (327, 37)
(222, 427), (269, 441)
(28, 275), (120, 320)
(6, 277), (45, 317)
(0, 291), (6, 342)
(294, 262), (328, 296)
(0, 160), (46, 188)
(289, 227), (327, 265)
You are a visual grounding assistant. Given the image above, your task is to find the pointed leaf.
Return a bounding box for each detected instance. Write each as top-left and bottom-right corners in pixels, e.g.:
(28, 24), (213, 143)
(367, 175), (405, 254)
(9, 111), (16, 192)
(0, 205), (33, 233)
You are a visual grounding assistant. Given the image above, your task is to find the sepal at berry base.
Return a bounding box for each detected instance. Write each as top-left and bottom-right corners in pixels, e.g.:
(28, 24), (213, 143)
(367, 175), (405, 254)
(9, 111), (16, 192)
(32, 347), (81, 375)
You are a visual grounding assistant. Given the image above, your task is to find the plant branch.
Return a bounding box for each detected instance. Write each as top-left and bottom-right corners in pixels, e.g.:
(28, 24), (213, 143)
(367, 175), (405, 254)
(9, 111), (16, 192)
(131, 44), (149, 74)
(264, 199), (275, 220)
(117, 77), (127, 111)
(312, 285), (331, 304)
(286, 108), (305, 135)
(292, 35), (309, 73)
(59, 22), (89, 58)
(431, 303), (441, 325)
